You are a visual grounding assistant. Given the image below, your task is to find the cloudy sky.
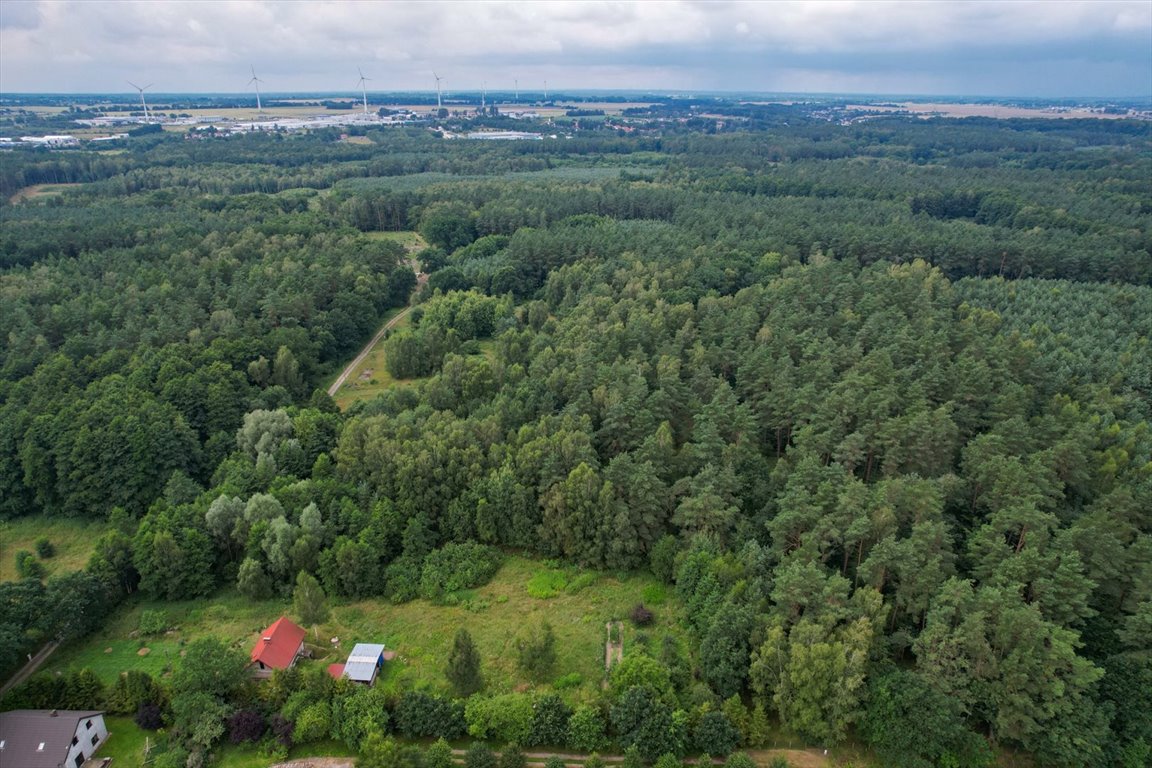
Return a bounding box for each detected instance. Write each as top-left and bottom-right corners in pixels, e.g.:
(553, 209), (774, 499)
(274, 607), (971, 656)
(1, 1), (1149, 98)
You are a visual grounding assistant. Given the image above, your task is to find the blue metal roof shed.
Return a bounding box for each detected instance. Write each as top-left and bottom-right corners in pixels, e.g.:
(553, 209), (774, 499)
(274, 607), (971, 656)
(343, 643), (386, 684)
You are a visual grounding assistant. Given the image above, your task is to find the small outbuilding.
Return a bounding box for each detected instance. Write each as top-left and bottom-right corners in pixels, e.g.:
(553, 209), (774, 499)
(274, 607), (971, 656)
(250, 616), (306, 677)
(341, 643), (388, 685)
(0, 709), (108, 768)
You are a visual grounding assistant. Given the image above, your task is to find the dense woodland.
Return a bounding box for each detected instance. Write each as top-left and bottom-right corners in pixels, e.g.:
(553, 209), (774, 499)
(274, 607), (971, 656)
(1, 108), (1151, 768)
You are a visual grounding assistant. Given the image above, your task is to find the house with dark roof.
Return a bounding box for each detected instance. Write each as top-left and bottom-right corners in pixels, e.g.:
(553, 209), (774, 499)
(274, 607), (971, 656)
(0, 710), (107, 768)
(249, 616), (306, 677)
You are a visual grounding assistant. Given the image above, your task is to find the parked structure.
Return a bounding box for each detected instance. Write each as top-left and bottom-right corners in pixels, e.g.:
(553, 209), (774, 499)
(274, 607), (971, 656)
(330, 642), (392, 685)
(0, 709), (107, 768)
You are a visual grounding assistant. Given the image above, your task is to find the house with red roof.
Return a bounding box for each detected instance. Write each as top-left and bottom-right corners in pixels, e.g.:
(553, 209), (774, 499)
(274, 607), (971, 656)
(250, 616), (306, 678)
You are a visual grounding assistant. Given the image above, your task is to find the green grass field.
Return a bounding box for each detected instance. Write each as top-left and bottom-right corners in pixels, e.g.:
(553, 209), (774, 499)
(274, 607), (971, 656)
(44, 556), (677, 701)
(329, 310), (416, 410)
(0, 517), (107, 582)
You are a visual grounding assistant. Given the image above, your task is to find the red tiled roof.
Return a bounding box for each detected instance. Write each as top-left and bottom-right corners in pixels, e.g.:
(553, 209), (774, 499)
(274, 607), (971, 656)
(250, 616), (306, 670)
(327, 663), (345, 680)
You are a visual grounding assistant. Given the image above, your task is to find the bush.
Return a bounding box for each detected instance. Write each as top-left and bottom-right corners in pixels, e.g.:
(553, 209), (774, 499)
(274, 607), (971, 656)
(395, 691), (467, 739)
(565, 572), (597, 594)
(724, 755), (758, 768)
(466, 693), (533, 743)
(567, 704), (607, 752)
(693, 710), (740, 757)
(499, 744), (526, 768)
(228, 710), (266, 744)
(15, 550), (45, 579)
(516, 621), (556, 680)
(465, 742), (497, 768)
(421, 542), (503, 600)
(35, 538), (55, 558)
(292, 701), (331, 744)
(553, 672), (583, 690)
(630, 604), (654, 627)
(135, 701), (164, 730)
(526, 569), (568, 599)
(138, 609), (168, 636)
(427, 738), (455, 768)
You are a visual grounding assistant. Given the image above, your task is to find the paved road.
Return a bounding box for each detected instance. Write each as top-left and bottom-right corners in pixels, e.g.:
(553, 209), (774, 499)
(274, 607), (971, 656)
(326, 264), (426, 399)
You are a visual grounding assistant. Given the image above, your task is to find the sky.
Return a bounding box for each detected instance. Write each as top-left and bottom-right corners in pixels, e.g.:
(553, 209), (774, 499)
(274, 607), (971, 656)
(1, 1), (1150, 98)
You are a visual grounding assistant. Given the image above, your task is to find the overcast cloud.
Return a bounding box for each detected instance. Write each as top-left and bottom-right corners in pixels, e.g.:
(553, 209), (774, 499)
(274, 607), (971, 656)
(1, 0), (1149, 97)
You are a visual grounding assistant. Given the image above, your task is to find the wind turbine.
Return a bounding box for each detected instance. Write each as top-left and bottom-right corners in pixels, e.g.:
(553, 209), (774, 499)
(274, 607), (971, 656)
(544, 80), (548, 102)
(356, 67), (371, 115)
(248, 66), (264, 112)
(481, 81), (486, 113)
(433, 72), (443, 109)
(127, 81), (152, 121)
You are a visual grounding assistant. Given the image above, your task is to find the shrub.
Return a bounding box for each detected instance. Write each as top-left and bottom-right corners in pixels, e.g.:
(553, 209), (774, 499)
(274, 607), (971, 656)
(15, 550), (44, 579)
(586, 754), (606, 768)
(421, 542), (503, 600)
(499, 744), (526, 768)
(465, 742), (497, 768)
(693, 710), (740, 757)
(724, 754), (758, 768)
(565, 572), (597, 594)
(526, 569), (568, 599)
(138, 609), (168, 636)
(466, 693), (533, 743)
(630, 603), (654, 627)
(553, 672), (583, 690)
(395, 691), (467, 739)
(544, 758), (566, 768)
(292, 701), (331, 744)
(135, 701), (164, 730)
(228, 710), (266, 744)
(427, 738), (455, 768)
(654, 755), (682, 768)
(567, 704), (607, 752)
(516, 621), (556, 680)
(35, 538), (55, 558)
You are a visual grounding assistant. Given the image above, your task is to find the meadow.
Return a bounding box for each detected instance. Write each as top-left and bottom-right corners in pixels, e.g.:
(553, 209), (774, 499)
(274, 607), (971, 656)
(0, 517), (107, 582)
(44, 555), (677, 699)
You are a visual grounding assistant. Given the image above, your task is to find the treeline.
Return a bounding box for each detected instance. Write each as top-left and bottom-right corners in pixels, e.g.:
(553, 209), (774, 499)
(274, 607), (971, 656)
(3, 116), (1151, 768)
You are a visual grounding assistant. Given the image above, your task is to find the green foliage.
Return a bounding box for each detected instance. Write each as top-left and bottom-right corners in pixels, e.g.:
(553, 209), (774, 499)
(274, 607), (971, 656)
(465, 742), (497, 768)
(612, 685), (678, 760)
(567, 703), (608, 752)
(862, 668), (992, 768)
(529, 692), (573, 747)
(171, 637), (249, 700)
(723, 753), (758, 768)
(446, 627), (484, 696)
(516, 620), (556, 681)
(395, 691), (468, 739)
(137, 609), (168, 636)
(15, 550), (45, 579)
(34, 538), (55, 558)
(693, 710), (740, 757)
(426, 738), (455, 768)
(466, 693), (534, 743)
(527, 568), (569, 598)
(293, 570), (330, 626)
(421, 542), (503, 600)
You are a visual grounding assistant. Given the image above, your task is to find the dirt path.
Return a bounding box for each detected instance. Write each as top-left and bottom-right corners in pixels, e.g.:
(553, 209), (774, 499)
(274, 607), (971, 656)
(0, 640), (61, 697)
(605, 620), (623, 671)
(326, 261), (426, 398)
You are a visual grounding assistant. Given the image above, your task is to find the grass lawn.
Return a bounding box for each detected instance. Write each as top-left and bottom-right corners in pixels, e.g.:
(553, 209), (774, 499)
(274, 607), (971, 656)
(0, 516), (107, 582)
(330, 309), (417, 410)
(44, 556), (678, 702)
(363, 230), (429, 253)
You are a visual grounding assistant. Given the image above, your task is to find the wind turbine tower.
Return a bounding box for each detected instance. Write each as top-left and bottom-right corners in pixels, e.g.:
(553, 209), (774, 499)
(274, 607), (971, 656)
(433, 72), (443, 109)
(356, 67), (371, 115)
(127, 81), (152, 121)
(249, 66), (264, 112)
(544, 80), (548, 102)
(481, 82), (486, 113)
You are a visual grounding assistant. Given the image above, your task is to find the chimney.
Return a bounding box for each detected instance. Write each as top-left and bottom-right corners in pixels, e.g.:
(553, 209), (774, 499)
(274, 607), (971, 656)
(49, 709), (57, 717)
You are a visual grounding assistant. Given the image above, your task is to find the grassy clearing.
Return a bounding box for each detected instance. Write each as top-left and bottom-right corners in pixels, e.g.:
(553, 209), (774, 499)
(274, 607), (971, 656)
(330, 310), (416, 409)
(45, 556), (677, 701)
(9, 182), (81, 204)
(363, 230), (429, 252)
(0, 516), (107, 582)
